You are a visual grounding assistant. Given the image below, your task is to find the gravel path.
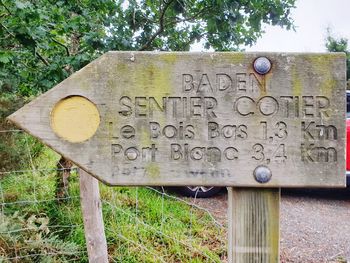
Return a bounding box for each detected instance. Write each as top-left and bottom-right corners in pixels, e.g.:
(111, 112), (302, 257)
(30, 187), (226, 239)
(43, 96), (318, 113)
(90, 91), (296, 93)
(186, 189), (350, 263)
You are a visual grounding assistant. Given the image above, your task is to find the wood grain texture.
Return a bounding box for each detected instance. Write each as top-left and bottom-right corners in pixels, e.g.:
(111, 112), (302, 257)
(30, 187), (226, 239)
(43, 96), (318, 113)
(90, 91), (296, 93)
(227, 187), (280, 263)
(79, 169), (108, 263)
(7, 52), (346, 187)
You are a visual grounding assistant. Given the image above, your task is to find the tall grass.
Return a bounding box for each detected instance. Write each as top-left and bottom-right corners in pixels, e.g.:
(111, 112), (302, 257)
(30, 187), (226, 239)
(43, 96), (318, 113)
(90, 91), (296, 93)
(0, 146), (226, 262)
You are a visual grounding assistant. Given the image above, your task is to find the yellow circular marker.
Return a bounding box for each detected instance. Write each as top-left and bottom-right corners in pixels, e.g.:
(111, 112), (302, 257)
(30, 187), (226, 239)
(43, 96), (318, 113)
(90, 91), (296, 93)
(51, 96), (100, 143)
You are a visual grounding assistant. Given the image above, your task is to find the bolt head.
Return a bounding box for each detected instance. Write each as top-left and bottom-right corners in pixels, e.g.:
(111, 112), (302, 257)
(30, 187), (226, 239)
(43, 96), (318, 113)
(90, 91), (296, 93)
(253, 57), (271, 75)
(253, 165), (272, 183)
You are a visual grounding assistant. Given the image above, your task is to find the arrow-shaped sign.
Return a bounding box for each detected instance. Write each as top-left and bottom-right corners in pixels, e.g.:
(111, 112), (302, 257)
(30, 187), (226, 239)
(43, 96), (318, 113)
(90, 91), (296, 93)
(8, 52), (346, 187)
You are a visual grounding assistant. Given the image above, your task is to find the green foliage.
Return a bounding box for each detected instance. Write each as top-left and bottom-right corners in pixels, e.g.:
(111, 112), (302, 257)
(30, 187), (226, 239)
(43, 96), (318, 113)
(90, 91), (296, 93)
(0, 94), (44, 173)
(1, 0), (295, 96)
(0, 212), (81, 262)
(325, 31), (350, 80)
(0, 147), (226, 262)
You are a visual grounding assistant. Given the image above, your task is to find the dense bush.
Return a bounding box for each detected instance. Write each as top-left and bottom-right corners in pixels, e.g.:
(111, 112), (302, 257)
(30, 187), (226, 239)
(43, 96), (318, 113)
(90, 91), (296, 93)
(0, 94), (44, 173)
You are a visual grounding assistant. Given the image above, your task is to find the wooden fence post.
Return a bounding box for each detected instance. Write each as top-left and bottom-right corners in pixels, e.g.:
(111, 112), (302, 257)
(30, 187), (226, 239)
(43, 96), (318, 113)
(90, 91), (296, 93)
(227, 187), (280, 263)
(79, 169), (109, 263)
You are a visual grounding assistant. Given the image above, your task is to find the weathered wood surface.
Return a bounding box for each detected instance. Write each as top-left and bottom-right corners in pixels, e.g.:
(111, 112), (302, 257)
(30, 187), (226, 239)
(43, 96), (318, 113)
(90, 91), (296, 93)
(227, 187), (280, 263)
(8, 52), (346, 187)
(79, 169), (108, 263)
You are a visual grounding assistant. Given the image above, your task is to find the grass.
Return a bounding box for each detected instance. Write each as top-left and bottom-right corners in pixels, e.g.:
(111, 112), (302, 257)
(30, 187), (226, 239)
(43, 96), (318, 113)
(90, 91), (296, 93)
(0, 145), (226, 262)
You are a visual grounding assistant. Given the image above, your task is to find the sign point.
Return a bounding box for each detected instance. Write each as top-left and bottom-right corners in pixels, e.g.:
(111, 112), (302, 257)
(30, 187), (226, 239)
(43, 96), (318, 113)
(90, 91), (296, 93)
(7, 52), (346, 186)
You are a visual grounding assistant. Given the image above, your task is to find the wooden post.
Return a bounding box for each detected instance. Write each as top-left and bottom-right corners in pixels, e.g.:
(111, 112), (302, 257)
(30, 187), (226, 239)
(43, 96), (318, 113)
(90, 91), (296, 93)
(227, 187), (280, 263)
(79, 169), (109, 263)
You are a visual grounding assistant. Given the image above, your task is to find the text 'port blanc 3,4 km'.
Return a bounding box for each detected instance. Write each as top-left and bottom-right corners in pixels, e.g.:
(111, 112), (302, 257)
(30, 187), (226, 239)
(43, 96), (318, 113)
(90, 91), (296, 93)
(8, 52), (346, 187)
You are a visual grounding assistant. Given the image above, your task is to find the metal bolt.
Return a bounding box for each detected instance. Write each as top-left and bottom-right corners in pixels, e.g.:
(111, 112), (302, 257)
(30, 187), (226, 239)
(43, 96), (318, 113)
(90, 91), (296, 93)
(253, 57), (271, 75)
(253, 165), (272, 183)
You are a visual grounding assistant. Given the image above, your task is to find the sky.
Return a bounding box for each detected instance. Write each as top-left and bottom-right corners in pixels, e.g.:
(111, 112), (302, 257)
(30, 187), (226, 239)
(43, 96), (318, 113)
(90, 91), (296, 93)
(246, 0), (350, 52)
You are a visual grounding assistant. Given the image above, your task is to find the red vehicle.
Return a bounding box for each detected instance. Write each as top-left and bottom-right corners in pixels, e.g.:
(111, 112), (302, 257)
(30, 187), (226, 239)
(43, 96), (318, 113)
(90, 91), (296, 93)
(346, 91), (350, 186)
(346, 118), (350, 185)
(178, 93), (350, 198)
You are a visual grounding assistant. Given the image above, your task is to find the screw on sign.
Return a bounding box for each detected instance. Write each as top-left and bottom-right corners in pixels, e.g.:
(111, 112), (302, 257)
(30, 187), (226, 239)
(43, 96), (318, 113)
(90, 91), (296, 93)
(253, 56), (272, 75)
(254, 165), (272, 183)
(7, 52), (346, 263)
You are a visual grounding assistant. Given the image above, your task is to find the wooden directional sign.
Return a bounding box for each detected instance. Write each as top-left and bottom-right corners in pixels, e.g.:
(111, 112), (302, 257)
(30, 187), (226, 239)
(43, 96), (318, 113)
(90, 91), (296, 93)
(8, 52), (346, 187)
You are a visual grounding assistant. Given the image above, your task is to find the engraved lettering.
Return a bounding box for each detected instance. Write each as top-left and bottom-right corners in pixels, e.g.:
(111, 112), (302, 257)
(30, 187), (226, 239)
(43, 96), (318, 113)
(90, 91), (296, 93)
(190, 170), (204, 177)
(120, 125), (135, 139)
(208, 122), (220, 139)
(302, 96), (314, 117)
(301, 121), (315, 140)
(314, 147), (337, 162)
(258, 96), (279, 116)
(280, 96), (294, 117)
(142, 144), (157, 162)
(197, 74), (213, 92)
(224, 147), (238, 160)
(171, 143), (183, 160)
(208, 122), (248, 140)
(149, 122), (195, 140)
(207, 147), (221, 163)
(135, 97), (147, 117)
(316, 124), (337, 140)
(222, 125), (236, 138)
(301, 121), (337, 140)
(191, 147), (205, 160)
(149, 97), (164, 117)
(249, 73), (264, 94)
(170, 144), (239, 162)
(163, 125), (177, 138)
(260, 121), (267, 140)
(125, 147), (139, 160)
(111, 144), (157, 161)
(235, 96), (255, 116)
(167, 97), (181, 118)
(111, 144), (123, 156)
(237, 125), (248, 139)
(184, 125), (195, 139)
(252, 143), (264, 161)
(236, 73), (246, 91)
(316, 96), (330, 117)
(204, 97), (217, 118)
(216, 73), (232, 91)
(301, 144), (337, 162)
(190, 97), (202, 117)
(149, 122), (161, 138)
(275, 121), (288, 139)
(119, 96), (132, 116)
(272, 144), (287, 163)
(294, 96), (300, 117)
(182, 74), (194, 91)
(109, 121), (118, 139)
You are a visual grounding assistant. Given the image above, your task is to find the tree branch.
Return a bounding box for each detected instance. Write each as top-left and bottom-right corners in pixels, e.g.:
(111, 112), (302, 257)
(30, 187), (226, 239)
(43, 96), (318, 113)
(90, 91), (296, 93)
(0, 22), (51, 67)
(35, 48), (49, 66)
(138, 0), (175, 51)
(166, 7), (209, 26)
(51, 38), (70, 56)
(0, 0), (12, 15)
(0, 22), (15, 37)
(183, 33), (206, 49)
